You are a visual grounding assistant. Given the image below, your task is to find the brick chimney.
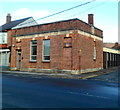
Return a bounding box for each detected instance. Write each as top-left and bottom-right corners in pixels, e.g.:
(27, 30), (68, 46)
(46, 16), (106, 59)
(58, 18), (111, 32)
(6, 13), (11, 23)
(88, 14), (94, 25)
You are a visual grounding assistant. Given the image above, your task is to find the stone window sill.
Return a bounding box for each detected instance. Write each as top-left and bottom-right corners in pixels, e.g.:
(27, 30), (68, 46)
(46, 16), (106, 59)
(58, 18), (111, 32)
(29, 60), (37, 63)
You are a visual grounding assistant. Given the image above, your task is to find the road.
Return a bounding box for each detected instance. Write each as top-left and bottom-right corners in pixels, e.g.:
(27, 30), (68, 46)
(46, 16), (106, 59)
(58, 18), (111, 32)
(2, 72), (119, 109)
(88, 67), (120, 83)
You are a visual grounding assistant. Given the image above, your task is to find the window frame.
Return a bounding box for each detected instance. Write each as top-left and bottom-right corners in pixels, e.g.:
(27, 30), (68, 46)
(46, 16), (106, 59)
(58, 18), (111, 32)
(0, 32), (7, 44)
(30, 40), (37, 62)
(42, 39), (50, 62)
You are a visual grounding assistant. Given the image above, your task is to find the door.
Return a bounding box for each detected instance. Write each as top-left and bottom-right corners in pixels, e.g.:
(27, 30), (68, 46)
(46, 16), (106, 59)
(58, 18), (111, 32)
(16, 51), (21, 70)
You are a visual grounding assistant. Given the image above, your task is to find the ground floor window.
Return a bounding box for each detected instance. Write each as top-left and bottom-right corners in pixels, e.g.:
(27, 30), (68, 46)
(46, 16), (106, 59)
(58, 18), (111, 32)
(0, 51), (10, 66)
(43, 39), (50, 61)
(30, 40), (37, 61)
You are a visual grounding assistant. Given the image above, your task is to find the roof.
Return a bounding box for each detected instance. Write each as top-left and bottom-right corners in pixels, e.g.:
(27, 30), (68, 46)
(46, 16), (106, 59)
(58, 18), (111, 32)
(103, 43), (115, 48)
(103, 47), (120, 54)
(0, 17), (32, 32)
(103, 42), (120, 50)
(112, 43), (120, 50)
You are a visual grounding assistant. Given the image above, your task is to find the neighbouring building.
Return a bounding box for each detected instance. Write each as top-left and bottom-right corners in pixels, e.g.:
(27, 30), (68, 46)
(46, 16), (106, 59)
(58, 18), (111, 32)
(9, 14), (104, 74)
(103, 42), (120, 68)
(0, 44), (10, 70)
(0, 14), (37, 70)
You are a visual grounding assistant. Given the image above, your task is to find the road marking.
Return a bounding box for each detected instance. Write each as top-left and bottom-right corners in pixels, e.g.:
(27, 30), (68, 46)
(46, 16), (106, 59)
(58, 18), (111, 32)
(67, 91), (110, 99)
(82, 74), (98, 79)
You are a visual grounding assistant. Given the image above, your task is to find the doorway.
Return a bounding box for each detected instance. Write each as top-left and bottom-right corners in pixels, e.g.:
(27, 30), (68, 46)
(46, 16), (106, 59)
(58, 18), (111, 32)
(16, 50), (21, 70)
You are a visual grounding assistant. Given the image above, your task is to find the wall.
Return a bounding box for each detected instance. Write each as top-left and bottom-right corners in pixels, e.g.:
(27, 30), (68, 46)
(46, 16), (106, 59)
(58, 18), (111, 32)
(10, 30), (73, 71)
(72, 30), (103, 71)
(7, 30), (12, 47)
(11, 19), (103, 38)
(9, 18), (103, 73)
(10, 29), (103, 73)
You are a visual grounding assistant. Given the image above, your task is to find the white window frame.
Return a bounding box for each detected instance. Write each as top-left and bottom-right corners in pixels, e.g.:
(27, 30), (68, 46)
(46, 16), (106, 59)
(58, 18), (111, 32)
(30, 40), (37, 62)
(42, 39), (50, 62)
(0, 32), (7, 44)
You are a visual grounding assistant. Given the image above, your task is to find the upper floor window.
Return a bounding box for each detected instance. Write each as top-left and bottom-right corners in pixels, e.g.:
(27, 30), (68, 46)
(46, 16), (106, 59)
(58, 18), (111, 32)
(30, 40), (37, 61)
(43, 39), (50, 61)
(0, 32), (7, 44)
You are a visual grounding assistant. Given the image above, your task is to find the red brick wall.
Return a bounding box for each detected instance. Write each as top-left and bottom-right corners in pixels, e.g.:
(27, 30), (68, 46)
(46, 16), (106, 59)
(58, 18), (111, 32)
(9, 18), (103, 72)
(10, 29), (103, 71)
(7, 30), (12, 47)
(11, 19), (103, 38)
(76, 32), (103, 70)
(50, 35), (64, 70)
(71, 30), (79, 70)
(0, 44), (7, 48)
(63, 36), (72, 70)
(95, 39), (103, 68)
(10, 37), (17, 68)
(94, 27), (103, 37)
(21, 38), (31, 68)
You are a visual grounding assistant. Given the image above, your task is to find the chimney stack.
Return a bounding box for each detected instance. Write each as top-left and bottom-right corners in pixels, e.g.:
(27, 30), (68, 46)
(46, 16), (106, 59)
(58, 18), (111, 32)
(88, 14), (94, 25)
(6, 13), (11, 23)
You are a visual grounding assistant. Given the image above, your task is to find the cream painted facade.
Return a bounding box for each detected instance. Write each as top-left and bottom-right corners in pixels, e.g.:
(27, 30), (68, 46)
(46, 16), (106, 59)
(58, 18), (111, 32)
(103, 47), (120, 68)
(103, 47), (120, 54)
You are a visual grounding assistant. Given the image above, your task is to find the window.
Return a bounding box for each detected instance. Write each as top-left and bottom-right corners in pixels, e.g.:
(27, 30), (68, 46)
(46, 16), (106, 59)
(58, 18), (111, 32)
(43, 39), (50, 61)
(93, 47), (96, 60)
(0, 32), (7, 44)
(64, 43), (72, 48)
(30, 40), (37, 61)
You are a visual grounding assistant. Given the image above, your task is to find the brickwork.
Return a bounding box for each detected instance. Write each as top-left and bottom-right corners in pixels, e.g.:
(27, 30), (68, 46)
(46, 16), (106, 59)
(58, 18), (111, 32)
(10, 37), (17, 68)
(11, 19), (103, 38)
(0, 44), (7, 48)
(7, 30), (12, 47)
(9, 18), (103, 73)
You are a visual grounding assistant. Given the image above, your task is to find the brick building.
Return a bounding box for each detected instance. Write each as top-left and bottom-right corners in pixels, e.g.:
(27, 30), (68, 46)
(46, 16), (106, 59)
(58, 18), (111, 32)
(0, 14), (37, 70)
(9, 14), (103, 74)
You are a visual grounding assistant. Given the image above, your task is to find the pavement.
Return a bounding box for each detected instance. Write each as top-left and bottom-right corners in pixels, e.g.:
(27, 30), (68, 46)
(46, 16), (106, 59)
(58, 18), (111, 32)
(1, 66), (120, 83)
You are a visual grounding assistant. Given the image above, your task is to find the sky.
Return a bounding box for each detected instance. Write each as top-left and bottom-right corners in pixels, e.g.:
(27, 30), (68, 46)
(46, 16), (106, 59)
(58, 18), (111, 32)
(0, 0), (119, 43)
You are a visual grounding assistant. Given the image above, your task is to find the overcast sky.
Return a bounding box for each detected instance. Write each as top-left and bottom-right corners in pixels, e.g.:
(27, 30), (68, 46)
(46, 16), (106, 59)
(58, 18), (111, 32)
(0, 0), (119, 43)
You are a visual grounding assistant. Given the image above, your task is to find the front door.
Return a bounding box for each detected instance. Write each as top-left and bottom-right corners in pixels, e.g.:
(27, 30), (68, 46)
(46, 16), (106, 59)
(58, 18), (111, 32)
(16, 51), (21, 70)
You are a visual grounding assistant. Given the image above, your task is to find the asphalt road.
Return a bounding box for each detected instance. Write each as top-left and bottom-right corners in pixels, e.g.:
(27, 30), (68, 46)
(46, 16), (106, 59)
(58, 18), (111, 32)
(2, 72), (119, 109)
(88, 68), (120, 83)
